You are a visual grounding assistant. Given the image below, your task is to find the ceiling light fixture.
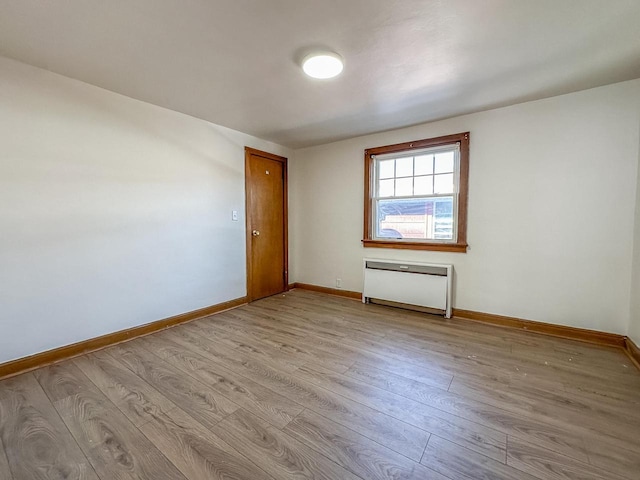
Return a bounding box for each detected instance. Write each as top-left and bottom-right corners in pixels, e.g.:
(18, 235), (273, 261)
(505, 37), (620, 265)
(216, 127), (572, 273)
(302, 52), (344, 79)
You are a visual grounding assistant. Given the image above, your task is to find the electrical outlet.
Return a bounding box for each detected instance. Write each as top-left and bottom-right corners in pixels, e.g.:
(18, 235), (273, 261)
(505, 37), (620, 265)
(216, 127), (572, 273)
(336, 278), (342, 288)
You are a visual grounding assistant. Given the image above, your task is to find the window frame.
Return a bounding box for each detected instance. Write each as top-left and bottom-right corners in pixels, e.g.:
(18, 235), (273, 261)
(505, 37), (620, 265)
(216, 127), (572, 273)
(363, 132), (470, 252)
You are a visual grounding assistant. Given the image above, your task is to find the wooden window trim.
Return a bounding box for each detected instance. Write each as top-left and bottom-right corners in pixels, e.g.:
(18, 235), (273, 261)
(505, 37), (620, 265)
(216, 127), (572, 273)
(362, 132), (469, 252)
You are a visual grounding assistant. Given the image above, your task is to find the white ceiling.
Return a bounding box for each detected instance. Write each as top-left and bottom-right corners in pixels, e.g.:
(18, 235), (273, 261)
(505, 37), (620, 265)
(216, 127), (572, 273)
(1, 1), (640, 148)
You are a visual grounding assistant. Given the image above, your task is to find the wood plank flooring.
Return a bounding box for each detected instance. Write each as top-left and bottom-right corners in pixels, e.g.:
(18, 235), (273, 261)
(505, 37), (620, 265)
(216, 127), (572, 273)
(1, 289), (639, 480)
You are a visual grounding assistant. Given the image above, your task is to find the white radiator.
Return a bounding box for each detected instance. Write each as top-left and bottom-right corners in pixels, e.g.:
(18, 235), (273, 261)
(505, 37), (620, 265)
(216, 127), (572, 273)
(362, 259), (453, 318)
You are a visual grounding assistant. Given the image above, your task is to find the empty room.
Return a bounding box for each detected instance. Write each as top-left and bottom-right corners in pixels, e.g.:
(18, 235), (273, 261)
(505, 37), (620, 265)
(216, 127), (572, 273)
(1, 1), (640, 479)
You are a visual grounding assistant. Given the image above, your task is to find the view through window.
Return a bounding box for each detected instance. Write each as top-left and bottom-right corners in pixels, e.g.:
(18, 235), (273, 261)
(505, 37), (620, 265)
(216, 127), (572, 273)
(375, 145), (457, 241)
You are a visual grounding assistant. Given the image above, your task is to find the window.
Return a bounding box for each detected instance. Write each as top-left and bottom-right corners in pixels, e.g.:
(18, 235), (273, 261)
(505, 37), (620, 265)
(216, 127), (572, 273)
(363, 132), (469, 252)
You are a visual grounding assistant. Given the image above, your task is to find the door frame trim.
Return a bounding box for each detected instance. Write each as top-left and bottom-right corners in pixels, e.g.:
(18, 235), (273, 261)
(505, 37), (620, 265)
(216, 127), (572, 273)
(244, 147), (289, 302)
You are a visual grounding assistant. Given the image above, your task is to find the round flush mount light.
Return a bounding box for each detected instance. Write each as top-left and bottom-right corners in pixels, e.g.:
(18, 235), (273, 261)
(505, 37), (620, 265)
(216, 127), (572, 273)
(302, 52), (344, 79)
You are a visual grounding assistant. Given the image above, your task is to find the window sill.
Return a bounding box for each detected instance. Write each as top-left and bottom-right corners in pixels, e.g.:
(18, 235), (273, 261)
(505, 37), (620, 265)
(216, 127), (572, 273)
(362, 239), (468, 253)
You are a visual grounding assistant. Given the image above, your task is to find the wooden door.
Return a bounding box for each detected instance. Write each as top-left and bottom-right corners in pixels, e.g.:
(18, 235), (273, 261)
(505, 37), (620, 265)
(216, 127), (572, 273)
(245, 147), (288, 301)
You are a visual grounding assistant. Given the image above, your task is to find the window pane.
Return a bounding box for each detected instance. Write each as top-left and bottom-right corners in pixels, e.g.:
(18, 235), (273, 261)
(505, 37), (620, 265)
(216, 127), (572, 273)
(395, 177), (413, 196)
(379, 179), (394, 197)
(434, 151), (454, 174)
(434, 173), (454, 194)
(379, 159), (395, 179)
(434, 198), (454, 240)
(414, 175), (433, 195)
(376, 197), (454, 240)
(414, 155), (433, 175)
(395, 157), (413, 177)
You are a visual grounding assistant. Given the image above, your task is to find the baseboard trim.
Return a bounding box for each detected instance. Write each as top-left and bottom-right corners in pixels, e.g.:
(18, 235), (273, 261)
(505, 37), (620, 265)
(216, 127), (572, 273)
(0, 296), (248, 381)
(625, 337), (640, 370)
(290, 282), (362, 300)
(452, 308), (626, 348)
(3, 288), (636, 378)
(290, 283), (630, 351)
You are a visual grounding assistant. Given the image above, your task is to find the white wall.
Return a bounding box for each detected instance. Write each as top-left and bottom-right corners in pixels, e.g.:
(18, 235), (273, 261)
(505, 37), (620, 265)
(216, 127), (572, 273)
(629, 125), (640, 345)
(0, 57), (292, 363)
(2, 56), (639, 364)
(291, 80), (640, 335)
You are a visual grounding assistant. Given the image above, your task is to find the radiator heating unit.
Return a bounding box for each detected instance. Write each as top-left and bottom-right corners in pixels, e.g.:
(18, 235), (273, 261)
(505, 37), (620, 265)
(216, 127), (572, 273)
(363, 259), (453, 318)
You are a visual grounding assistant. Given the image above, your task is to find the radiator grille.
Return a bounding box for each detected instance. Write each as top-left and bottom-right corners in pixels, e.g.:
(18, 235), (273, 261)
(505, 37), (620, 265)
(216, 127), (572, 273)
(363, 259), (453, 318)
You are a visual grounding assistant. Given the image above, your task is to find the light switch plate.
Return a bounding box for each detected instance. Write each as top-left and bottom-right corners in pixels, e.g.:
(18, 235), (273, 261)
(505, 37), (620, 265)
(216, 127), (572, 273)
(232, 210), (239, 221)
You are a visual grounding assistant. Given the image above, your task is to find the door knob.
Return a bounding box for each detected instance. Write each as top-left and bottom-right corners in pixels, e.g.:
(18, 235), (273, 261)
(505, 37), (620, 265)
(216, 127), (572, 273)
(252, 230), (260, 237)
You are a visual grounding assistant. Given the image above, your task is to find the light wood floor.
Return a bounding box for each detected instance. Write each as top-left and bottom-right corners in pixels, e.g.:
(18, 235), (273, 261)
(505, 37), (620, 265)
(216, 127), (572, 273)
(1, 289), (639, 480)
